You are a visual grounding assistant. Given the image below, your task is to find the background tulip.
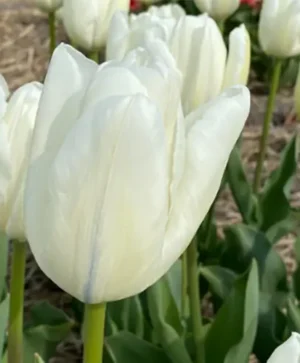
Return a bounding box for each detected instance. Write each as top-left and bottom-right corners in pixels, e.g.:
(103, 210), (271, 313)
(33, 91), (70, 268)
(258, 0), (300, 58)
(35, 0), (62, 12)
(0, 81), (42, 240)
(62, 0), (130, 52)
(147, 4), (185, 18)
(267, 333), (300, 362)
(107, 12), (250, 115)
(193, 0), (240, 21)
(24, 42), (250, 304)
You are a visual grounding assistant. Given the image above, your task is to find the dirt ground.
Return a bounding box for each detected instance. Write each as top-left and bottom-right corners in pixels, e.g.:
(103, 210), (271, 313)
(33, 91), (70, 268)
(0, 2), (299, 362)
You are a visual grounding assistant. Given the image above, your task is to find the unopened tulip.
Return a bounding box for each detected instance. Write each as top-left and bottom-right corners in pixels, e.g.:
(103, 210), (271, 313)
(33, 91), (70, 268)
(259, 0), (300, 58)
(35, 0), (62, 12)
(107, 12), (250, 114)
(193, 0), (240, 21)
(267, 333), (300, 362)
(62, 0), (130, 52)
(0, 81), (42, 240)
(24, 42), (250, 304)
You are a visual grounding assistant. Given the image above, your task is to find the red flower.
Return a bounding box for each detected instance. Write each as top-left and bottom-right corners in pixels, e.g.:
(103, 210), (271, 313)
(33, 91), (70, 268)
(240, 0), (261, 8)
(130, 0), (141, 11)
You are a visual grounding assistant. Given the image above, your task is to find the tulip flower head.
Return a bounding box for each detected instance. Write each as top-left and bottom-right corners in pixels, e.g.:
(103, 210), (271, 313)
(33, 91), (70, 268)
(267, 332), (300, 363)
(35, 0), (62, 12)
(25, 41), (250, 304)
(193, 0), (240, 21)
(0, 78), (42, 240)
(107, 12), (250, 114)
(63, 0), (130, 52)
(259, 0), (300, 58)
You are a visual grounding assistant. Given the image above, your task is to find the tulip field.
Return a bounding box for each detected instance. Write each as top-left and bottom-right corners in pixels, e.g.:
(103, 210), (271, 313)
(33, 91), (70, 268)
(1, 0), (300, 362)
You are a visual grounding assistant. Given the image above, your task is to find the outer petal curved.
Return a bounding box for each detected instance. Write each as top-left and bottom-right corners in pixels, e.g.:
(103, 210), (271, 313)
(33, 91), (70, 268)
(0, 82), (42, 240)
(161, 85), (250, 273)
(25, 95), (168, 303)
(29, 44), (97, 164)
(267, 332), (300, 363)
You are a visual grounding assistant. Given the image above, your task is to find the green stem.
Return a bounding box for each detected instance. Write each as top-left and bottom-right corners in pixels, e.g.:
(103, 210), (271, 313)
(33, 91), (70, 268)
(89, 51), (99, 63)
(48, 11), (56, 55)
(217, 20), (224, 34)
(8, 240), (26, 363)
(83, 303), (106, 363)
(187, 238), (204, 363)
(253, 59), (282, 193)
(181, 251), (188, 321)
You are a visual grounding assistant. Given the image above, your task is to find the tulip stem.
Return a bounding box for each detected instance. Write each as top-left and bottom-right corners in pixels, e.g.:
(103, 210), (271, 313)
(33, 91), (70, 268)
(187, 237), (205, 363)
(8, 240), (26, 363)
(217, 20), (224, 34)
(181, 251), (188, 321)
(253, 58), (282, 193)
(48, 11), (56, 55)
(89, 51), (99, 63)
(83, 302), (106, 363)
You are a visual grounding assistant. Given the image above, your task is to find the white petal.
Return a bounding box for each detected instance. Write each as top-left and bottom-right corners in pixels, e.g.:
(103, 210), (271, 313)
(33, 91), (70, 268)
(106, 11), (130, 61)
(182, 15), (226, 114)
(223, 24), (251, 89)
(267, 332), (300, 363)
(30, 44), (97, 164)
(0, 82), (42, 240)
(0, 74), (9, 119)
(25, 95), (168, 303)
(161, 85), (250, 272)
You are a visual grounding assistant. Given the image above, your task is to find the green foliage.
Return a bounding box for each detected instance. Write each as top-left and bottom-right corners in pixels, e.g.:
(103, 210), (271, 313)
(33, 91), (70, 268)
(205, 260), (259, 363)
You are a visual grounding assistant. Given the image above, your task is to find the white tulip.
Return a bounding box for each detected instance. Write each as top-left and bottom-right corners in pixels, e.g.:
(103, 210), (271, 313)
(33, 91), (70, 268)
(295, 62), (300, 119)
(35, 0), (62, 12)
(222, 24), (251, 89)
(24, 42), (250, 304)
(193, 0), (240, 21)
(0, 80), (42, 240)
(259, 0), (300, 58)
(63, 0), (130, 52)
(0, 75), (9, 119)
(147, 4), (185, 19)
(107, 12), (250, 115)
(267, 332), (300, 362)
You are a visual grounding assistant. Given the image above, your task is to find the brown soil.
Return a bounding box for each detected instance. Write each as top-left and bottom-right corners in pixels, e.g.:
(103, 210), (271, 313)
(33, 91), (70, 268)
(1, 2), (299, 363)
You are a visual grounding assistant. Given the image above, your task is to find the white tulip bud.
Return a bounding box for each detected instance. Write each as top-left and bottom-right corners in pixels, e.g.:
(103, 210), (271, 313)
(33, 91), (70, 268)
(0, 80), (42, 240)
(259, 0), (300, 58)
(267, 332), (300, 363)
(25, 42), (250, 304)
(193, 0), (240, 21)
(62, 0), (130, 52)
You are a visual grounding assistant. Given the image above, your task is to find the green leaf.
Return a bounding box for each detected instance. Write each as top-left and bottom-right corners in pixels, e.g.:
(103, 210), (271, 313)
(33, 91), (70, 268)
(260, 135), (298, 230)
(287, 299), (300, 332)
(205, 260), (259, 363)
(105, 332), (171, 363)
(221, 224), (288, 295)
(226, 146), (258, 225)
(23, 301), (73, 362)
(199, 266), (237, 300)
(147, 270), (192, 363)
(253, 292), (287, 362)
(34, 353), (45, 363)
(266, 211), (300, 244)
(0, 233), (8, 300)
(0, 294), (9, 355)
(107, 296), (144, 338)
(292, 236), (300, 300)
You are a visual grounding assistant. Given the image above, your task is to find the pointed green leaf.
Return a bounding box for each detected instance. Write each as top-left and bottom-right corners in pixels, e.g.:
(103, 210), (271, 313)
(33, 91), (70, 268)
(105, 332), (171, 363)
(0, 294), (9, 355)
(205, 260), (259, 363)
